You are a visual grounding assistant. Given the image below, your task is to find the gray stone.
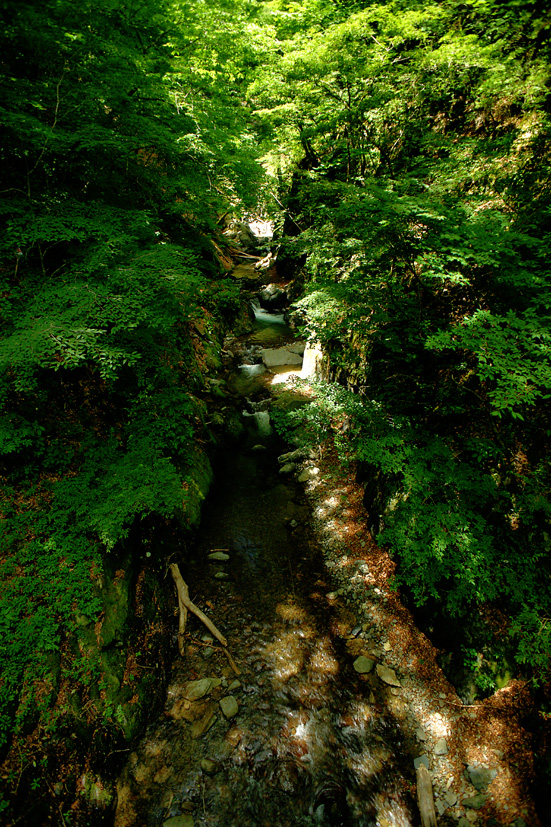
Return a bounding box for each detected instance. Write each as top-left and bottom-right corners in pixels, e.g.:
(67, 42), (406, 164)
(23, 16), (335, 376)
(414, 755), (429, 770)
(183, 678), (212, 700)
(376, 664), (401, 687)
(208, 551), (230, 561)
(436, 800), (447, 815)
(353, 656), (375, 674)
(228, 679), (242, 692)
(462, 793), (488, 809)
(416, 727), (427, 741)
(467, 765), (496, 791)
(261, 347), (302, 367)
(434, 738), (448, 756)
(219, 696), (239, 719)
(444, 791), (457, 806)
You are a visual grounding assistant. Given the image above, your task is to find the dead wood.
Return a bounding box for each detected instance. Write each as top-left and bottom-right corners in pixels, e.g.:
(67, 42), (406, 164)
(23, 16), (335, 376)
(170, 564), (228, 655)
(416, 764), (437, 827)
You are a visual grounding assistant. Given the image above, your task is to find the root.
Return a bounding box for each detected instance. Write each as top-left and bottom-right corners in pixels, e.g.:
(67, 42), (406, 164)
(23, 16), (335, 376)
(170, 563), (228, 655)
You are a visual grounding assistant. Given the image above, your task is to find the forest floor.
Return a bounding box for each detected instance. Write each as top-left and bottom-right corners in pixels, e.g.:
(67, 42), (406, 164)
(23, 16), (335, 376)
(285, 431), (543, 827)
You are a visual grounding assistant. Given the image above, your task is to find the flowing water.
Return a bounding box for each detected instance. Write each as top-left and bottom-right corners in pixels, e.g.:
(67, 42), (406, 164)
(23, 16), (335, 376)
(114, 303), (416, 827)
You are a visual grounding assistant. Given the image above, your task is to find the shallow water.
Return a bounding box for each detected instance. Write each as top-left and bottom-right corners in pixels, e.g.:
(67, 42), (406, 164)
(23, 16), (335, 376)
(115, 310), (416, 827)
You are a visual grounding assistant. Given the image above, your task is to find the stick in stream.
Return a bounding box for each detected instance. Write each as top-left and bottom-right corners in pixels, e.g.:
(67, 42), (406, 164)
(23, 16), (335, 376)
(170, 562), (228, 652)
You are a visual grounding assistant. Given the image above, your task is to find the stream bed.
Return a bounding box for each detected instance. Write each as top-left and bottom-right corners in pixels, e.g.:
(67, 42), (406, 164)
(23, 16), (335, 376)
(114, 304), (417, 827)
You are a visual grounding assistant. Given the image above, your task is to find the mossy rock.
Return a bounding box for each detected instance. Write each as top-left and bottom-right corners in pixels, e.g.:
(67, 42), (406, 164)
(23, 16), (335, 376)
(179, 448), (214, 530)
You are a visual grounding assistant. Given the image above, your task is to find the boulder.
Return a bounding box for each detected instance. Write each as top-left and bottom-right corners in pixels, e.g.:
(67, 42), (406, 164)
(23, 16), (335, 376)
(261, 347), (303, 368)
(258, 284), (287, 311)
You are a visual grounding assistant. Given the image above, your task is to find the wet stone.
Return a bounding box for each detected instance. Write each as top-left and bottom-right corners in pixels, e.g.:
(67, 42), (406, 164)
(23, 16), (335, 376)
(353, 656), (375, 674)
(220, 696), (239, 719)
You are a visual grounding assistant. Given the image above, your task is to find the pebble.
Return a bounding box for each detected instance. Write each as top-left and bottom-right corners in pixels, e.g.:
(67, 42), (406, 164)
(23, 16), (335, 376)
(414, 755), (430, 770)
(214, 571), (229, 580)
(416, 728), (427, 741)
(228, 679), (242, 692)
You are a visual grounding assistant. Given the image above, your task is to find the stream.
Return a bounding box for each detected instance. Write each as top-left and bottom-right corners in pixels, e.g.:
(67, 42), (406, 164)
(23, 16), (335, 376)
(114, 299), (417, 827)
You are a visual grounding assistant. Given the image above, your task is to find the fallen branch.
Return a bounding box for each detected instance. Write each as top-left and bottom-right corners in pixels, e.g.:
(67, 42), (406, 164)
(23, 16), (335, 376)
(170, 564), (228, 655)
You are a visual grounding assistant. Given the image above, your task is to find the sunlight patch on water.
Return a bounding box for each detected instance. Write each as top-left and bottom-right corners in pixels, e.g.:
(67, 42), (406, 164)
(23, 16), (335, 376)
(308, 638), (340, 675)
(238, 363), (266, 378)
(275, 602), (308, 623)
(268, 366), (302, 385)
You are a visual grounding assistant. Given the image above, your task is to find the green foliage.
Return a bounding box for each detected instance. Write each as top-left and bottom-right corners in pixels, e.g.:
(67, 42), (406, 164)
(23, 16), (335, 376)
(0, 0), (268, 769)
(253, 0), (551, 680)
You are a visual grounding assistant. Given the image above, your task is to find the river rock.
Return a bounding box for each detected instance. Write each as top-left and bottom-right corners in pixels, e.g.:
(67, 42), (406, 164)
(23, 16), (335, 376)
(258, 284), (287, 311)
(353, 656), (375, 674)
(220, 696), (239, 719)
(191, 705), (217, 738)
(183, 678), (213, 700)
(261, 347), (303, 367)
(298, 466), (320, 483)
(208, 551), (230, 561)
(278, 447), (307, 464)
(376, 664), (401, 687)
(462, 793), (488, 809)
(163, 816), (194, 827)
(200, 758), (219, 775)
(414, 755), (429, 770)
(467, 765), (496, 791)
(434, 738), (448, 755)
(279, 463), (295, 474)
